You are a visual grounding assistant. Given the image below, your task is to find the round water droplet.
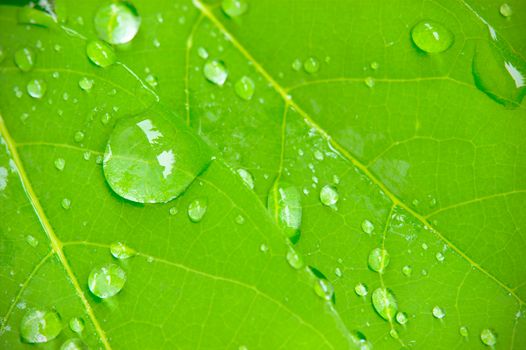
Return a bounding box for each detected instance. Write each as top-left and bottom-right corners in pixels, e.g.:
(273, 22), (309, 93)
(86, 40), (116, 68)
(354, 283), (368, 297)
(69, 317), (84, 334)
(286, 248), (304, 269)
(361, 219), (374, 234)
(370, 61), (379, 70)
(411, 20), (454, 53)
(500, 3), (512, 17)
(88, 263), (126, 299)
(364, 77), (375, 88)
(235, 214), (245, 224)
(26, 79), (47, 99)
(20, 308), (62, 343)
(188, 198), (208, 222)
(291, 58), (302, 71)
(237, 168), (254, 189)
(110, 242), (135, 259)
(372, 287), (398, 320)
(396, 311), (408, 325)
(432, 306), (445, 319)
(221, 0), (248, 17)
(259, 243), (269, 253)
(61, 338), (86, 350)
(314, 278), (334, 301)
(304, 57), (320, 74)
(319, 185), (338, 207)
(204, 59), (228, 86)
(235, 76), (255, 100)
(459, 325), (469, 337)
(268, 181), (302, 243)
(54, 158), (66, 171)
(26, 235), (38, 247)
(14, 48), (35, 72)
(79, 77), (93, 91)
(480, 328), (497, 346)
(435, 252), (445, 262)
(61, 198), (71, 210)
(402, 265), (412, 277)
(169, 207), (178, 216)
(368, 248), (390, 273)
(103, 115), (210, 203)
(94, 1), (141, 45)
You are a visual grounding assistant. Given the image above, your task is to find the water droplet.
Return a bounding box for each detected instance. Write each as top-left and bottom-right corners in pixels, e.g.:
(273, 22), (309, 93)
(78, 77), (93, 91)
(88, 263), (126, 299)
(94, 1), (141, 45)
(364, 77), (375, 88)
(0, 47), (5, 63)
(61, 198), (71, 210)
(334, 267), (343, 277)
(17, 6), (56, 27)
(349, 331), (373, 350)
(421, 243), (428, 250)
(435, 252), (445, 262)
(221, 0), (248, 17)
(198, 47), (208, 59)
(204, 59), (228, 86)
(370, 61), (379, 70)
(304, 57), (320, 74)
(314, 278), (334, 301)
(372, 288), (398, 321)
(237, 168), (255, 189)
(500, 3), (512, 17)
(101, 113), (111, 125)
(20, 308), (62, 343)
(432, 306), (445, 319)
(402, 265), (412, 277)
(145, 74), (158, 88)
(26, 79), (47, 99)
(69, 317), (84, 334)
(14, 48), (35, 72)
(169, 207), (178, 216)
(268, 181), (302, 243)
(292, 58), (302, 71)
(355, 283), (368, 297)
(389, 329), (399, 339)
(411, 20), (454, 53)
(259, 243), (269, 253)
(459, 325), (469, 337)
(103, 115), (210, 203)
(361, 219), (374, 234)
(319, 185), (338, 207)
(286, 248), (304, 269)
(396, 311), (408, 325)
(480, 328), (497, 346)
(235, 214), (245, 224)
(86, 40), (116, 68)
(188, 198), (208, 222)
(235, 76), (255, 100)
(54, 158), (66, 171)
(110, 242), (135, 259)
(61, 338), (86, 350)
(26, 235), (38, 247)
(368, 248), (390, 273)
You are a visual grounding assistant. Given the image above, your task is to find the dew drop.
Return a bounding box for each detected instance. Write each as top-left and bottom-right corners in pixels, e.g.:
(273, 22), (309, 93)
(435, 252), (445, 262)
(291, 58), (302, 71)
(61, 338), (86, 350)
(319, 184), (338, 207)
(372, 288), (398, 321)
(110, 242), (135, 259)
(78, 77), (93, 91)
(235, 76), (255, 100)
(101, 113), (111, 125)
(235, 214), (245, 224)
(54, 158), (66, 171)
(188, 198), (208, 223)
(268, 181), (302, 243)
(94, 1), (141, 45)
(354, 283), (368, 297)
(20, 308), (62, 343)
(390, 329), (399, 339)
(459, 325), (469, 337)
(69, 317), (84, 334)
(86, 40), (116, 68)
(197, 47), (208, 59)
(286, 248), (304, 269)
(17, 6), (56, 27)
(14, 48), (35, 72)
(480, 328), (497, 346)
(259, 243), (269, 253)
(334, 267), (342, 277)
(145, 74), (158, 88)
(304, 57), (320, 74)
(221, 0), (248, 18)
(237, 168), (255, 189)
(370, 61), (379, 70)
(103, 115), (210, 203)
(26, 235), (38, 247)
(314, 278), (334, 301)
(402, 265), (412, 277)
(364, 77), (375, 88)
(26, 79), (47, 99)
(411, 20), (454, 53)
(349, 331), (373, 350)
(169, 207), (178, 216)
(432, 305), (445, 319)
(61, 198), (71, 210)
(368, 248), (390, 273)
(361, 219), (374, 234)
(88, 263), (126, 299)
(396, 311), (408, 325)
(500, 3), (512, 17)
(203, 59), (228, 86)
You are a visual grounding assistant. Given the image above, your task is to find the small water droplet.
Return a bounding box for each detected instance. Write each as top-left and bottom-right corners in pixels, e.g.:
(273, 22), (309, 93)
(432, 305), (445, 319)
(54, 158), (66, 171)
(411, 20), (454, 53)
(319, 184), (338, 207)
(86, 40), (116, 68)
(237, 168), (255, 189)
(110, 242), (135, 259)
(291, 58), (302, 71)
(94, 1), (141, 44)
(235, 76), (255, 100)
(197, 47), (209, 60)
(204, 59), (228, 86)
(286, 248), (304, 269)
(349, 331), (373, 350)
(169, 207), (178, 216)
(188, 198), (208, 222)
(372, 287), (398, 321)
(500, 3), (512, 17)
(14, 48), (35, 72)
(334, 267), (342, 277)
(389, 329), (399, 339)
(20, 308), (62, 343)
(480, 328), (497, 346)
(421, 243), (428, 250)
(396, 311), (408, 325)
(26, 79), (47, 99)
(26, 235), (38, 247)
(101, 113), (111, 125)
(402, 265), (412, 277)
(354, 283), (368, 297)
(364, 76), (375, 88)
(268, 181), (302, 243)
(145, 74), (158, 88)
(314, 278), (334, 301)
(435, 252), (445, 262)
(69, 317), (84, 334)
(88, 263), (126, 299)
(78, 77), (93, 91)
(259, 243), (269, 253)
(235, 214), (245, 225)
(303, 57), (320, 74)
(221, 0), (248, 17)
(61, 198), (71, 210)
(370, 61), (379, 70)
(368, 248), (390, 273)
(60, 338), (86, 350)
(459, 325), (469, 337)
(361, 219), (374, 234)
(74, 131), (85, 143)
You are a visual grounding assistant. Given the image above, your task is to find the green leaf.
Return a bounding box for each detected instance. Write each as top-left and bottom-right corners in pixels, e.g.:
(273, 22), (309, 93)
(0, 0), (525, 349)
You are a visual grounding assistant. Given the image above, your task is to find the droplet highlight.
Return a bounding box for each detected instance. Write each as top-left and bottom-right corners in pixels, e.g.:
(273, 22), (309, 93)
(188, 198), (208, 223)
(411, 20), (454, 53)
(86, 40), (116, 68)
(88, 263), (126, 299)
(204, 59), (228, 86)
(94, 1), (141, 45)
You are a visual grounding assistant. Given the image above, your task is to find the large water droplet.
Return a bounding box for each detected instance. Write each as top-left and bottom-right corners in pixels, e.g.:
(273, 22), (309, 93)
(103, 115), (210, 203)
(188, 198), (208, 222)
(411, 20), (454, 53)
(94, 1), (141, 45)
(432, 305), (445, 319)
(61, 338), (87, 350)
(86, 40), (116, 68)
(319, 184), (338, 207)
(235, 76), (255, 100)
(368, 248), (390, 273)
(221, 0), (248, 18)
(14, 48), (35, 72)
(500, 3), (513, 17)
(268, 181), (302, 243)
(110, 242), (135, 259)
(480, 328), (497, 346)
(26, 79), (47, 99)
(69, 317), (85, 334)
(88, 263), (126, 299)
(20, 308), (62, 343)
(204, 59), (228, 86)
(372, 288), (398, 321)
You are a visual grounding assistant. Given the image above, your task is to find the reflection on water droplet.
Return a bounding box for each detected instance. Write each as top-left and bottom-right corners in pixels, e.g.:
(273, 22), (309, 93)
(188, 198), (208, 222)
(361, 219), (374, 234)
(368, 248), (390, 273)
(396, 311), (408, 325)
(204, 59), (228, 86)
(500, 3), (512, 17)
(319, 185), (338, 207)
(79, 77), (93, 91)
(94, 1), (141, 45)
(110, 242), (135, 259)
(432, 306), (445, 319)
(69, 317), (84, 334)
(14, 48), (35, 72)
(88, 263), (126, 299)
(480, 328), (497, 346)
(286, 248), (304, 269)
(54, 158), (66, 171)
(221, 0), (248, 17)
(268, 181), (302, 243)
(61, 338), (86, 350)
(20, 308), (62, 343)
(411, 20), (454, 53)
(304, 57), (320, 74)
(235, 76), (255, 100)
(26, 79), (47, 99)
(237, 168), (255, 189)
(355, 283), (368, 297)
(372, 288), (398, 320)
(314, 278), (334, 301)
(86, 40), (116, 68)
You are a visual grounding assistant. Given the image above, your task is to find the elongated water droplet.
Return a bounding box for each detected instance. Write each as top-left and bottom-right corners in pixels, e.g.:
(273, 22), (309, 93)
(88, 263), (126, 299)
(14, 48), (35, 72)
(94, 1), (140, 44)
(459, 325), (469, 337)
(354, 283), (368, 297)
(372, 288), (398, 320)
(320, 184), (338, 207)
(110, 242), (135, 259)
(18, 7), (56, 27)
(20, 308), (62, 343)
(237, 168), (254, 189)
(188, 198), (208, 222)
(368, 248), (390, 273)
(268, 181), (302, 243)
(61, 338), (86, 350)
(79, 77), (93, 91)
(314, 278), (334, 301)
(304, 57), (320, 74)
(221, 0), (248, 17)
(235, 76), (255, 100)
(61, 198), (71, 210)
(204, 59), (228, 86)
(286, 248), (304, 269)
(361, 219), (374, 234)
(480, 328), (497, 346)
(69, 317), (84, 334)
(197, 47), (208, 59)
(103, 115), (210, 203)
(396, 311), (408, 325)
(500, 3), (512, 17)
(411, 20), (454, 53)
(26, 79), (47, 99)
(432, 306), (445, 319)
(54, 158), (66, 171)
(86, 40), (116, 68)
